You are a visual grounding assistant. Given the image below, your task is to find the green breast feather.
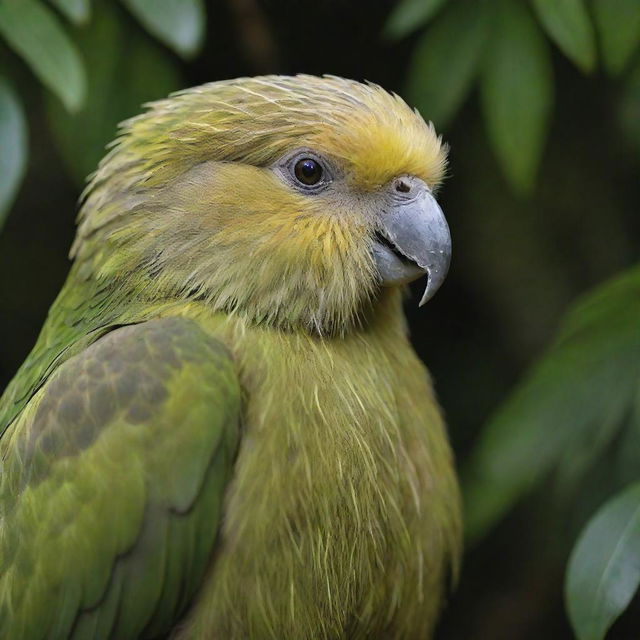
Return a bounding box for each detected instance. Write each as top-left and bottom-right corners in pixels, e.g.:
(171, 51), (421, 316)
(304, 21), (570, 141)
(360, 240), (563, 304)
(0, 317), (240, 639)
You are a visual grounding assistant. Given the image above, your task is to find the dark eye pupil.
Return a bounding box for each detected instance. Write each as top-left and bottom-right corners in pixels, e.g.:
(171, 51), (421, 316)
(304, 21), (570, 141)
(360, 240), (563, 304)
(294, 158), (323, 185)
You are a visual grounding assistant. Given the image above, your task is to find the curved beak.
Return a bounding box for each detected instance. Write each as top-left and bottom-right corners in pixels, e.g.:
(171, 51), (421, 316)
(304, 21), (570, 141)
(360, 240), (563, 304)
(373, 178), (451, 306)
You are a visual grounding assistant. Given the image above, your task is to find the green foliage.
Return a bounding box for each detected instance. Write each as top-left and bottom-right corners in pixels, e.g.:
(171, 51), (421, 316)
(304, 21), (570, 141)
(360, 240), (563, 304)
(465, 264), (640, 541)
(49, 0), (91, 26)
(406, 0), (489, 129)
(122, 0), (205, 60)
(392, 0), (640, 194)
(465, 264), (640, 635)
(592, 0), (640, 75)
(0, 0), (86, 112)
(531, 0), (595, 73)
(384, 0), (449, 40)
(566, 482), (640, 640)
(47, 2), (180, 184)
(480, 0), (553, 195)
(0, 77), (27, 229)
(0, 0), (205, 222)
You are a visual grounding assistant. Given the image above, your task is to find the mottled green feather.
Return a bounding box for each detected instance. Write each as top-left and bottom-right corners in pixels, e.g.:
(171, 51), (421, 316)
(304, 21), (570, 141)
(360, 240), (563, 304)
(0, 268), (188, 437)
(0, 317), (240, 639)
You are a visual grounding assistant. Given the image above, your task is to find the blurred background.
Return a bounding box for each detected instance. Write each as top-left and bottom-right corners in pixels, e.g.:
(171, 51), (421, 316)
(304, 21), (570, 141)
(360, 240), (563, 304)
(0, 0), (639, 638)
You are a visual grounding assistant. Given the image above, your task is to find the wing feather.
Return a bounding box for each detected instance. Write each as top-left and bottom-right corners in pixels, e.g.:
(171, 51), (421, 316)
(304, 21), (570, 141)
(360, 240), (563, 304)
(0, 317), (241, 640)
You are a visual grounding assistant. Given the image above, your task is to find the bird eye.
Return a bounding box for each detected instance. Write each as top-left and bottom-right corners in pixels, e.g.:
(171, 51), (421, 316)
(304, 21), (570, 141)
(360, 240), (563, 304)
(294, 158), (324, 186)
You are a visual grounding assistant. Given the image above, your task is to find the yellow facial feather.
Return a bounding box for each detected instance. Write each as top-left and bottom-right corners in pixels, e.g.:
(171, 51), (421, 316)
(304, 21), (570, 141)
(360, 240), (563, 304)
(73, 75), (448, 334)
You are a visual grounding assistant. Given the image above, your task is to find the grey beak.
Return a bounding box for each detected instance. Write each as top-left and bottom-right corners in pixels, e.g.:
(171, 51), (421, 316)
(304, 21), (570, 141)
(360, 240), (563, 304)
(373, 177), (451, 306)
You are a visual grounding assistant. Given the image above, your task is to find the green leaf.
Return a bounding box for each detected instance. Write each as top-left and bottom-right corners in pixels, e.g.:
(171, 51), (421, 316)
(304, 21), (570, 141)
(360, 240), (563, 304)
(0, 0), (86, 112)
(566, 482), (640, 640)
(480, 0), (553, 195)
(384, 0), (449, 40)
(122, 0), (205, 59)
(463, 264), (640, 543)
(0, 78), (28, 230)
(592, 0), (640, 75)
(48, 0), (91, 26)
(532, 0), (596, 73)
(47, 2), (181, 184)
(406, 0), (491, 129)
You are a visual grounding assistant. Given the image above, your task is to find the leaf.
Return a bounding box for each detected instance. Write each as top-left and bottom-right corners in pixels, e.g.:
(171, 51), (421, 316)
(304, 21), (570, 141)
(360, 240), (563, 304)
(47, 2), (181, 184)
(532, 0), (595, 73)
(48, 0), (91, 26)
(384, 0), (449, 40)
(463, 264), (640, 543)
(0, 78), (28, 230)
(592, 0), (640, 75)
(566, 482), (640, 640)
(480, 0), (553, 195)
(406, 0), (491, 129)
(122, 0), (205, 59)
(0, 0), (86, 112)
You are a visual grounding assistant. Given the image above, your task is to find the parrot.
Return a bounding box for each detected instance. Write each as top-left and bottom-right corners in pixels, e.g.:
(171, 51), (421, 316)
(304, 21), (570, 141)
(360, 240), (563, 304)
(0, 75), (461, 639)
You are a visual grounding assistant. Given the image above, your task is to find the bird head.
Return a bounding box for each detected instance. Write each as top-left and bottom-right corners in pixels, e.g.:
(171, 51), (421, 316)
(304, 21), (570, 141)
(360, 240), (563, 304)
(73, 75), (450, 334)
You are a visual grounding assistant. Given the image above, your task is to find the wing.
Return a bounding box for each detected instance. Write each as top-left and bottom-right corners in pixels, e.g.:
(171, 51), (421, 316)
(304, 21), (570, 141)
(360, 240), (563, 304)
(0, 317), (241, 640)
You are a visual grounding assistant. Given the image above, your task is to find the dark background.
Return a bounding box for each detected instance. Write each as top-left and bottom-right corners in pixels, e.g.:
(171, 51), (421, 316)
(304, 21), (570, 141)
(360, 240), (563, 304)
(1, 1), (639, 638)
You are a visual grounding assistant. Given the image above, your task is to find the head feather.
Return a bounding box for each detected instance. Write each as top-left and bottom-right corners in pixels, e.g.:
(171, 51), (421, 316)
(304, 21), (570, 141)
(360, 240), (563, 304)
(73, 75), (447, 334)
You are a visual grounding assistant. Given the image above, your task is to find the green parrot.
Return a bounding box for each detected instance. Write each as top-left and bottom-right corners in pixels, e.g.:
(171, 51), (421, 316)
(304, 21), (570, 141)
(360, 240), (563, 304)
(0, 75), (461, 639)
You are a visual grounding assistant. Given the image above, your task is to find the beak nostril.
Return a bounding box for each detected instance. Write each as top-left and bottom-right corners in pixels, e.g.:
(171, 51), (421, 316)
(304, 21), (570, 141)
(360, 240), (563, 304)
(395, 179), (411, 194)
